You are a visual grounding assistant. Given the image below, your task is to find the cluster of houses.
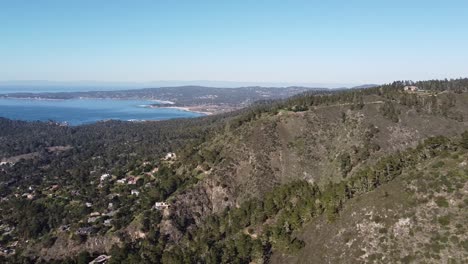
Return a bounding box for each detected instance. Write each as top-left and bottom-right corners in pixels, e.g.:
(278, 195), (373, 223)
(80, 201), (119, 231)
(64, 153), (177, 237)
(12, 186), (36, 200)
(115, 176), (138, 185)
(6, 183), (63, 203)
(101, 173), (140, 185)
(86, 213), (112, 227)
(0, 151), (181, 255)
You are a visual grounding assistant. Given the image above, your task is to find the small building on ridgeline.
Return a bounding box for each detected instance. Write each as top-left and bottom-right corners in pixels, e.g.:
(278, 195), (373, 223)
(403, 86), (419, 92)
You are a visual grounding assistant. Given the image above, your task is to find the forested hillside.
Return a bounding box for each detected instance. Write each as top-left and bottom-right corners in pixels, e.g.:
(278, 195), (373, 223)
(1, 78), (468, 263)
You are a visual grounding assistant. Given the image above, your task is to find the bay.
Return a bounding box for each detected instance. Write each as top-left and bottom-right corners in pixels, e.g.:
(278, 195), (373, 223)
(0, 98), (203, 125)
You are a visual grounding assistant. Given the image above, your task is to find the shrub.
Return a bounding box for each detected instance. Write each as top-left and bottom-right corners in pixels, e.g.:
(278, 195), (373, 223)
(438, 215), (451, 226)
(434, 197), (449, 208)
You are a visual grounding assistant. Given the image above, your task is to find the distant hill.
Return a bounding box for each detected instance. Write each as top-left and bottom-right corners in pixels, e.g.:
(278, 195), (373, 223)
(350, 84), (380, 89)
(0, 80), (359, 88)
(0, 86), (329, 107)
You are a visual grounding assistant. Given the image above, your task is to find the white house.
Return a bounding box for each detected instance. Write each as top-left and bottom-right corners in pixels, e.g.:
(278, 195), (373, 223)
(131, 189), (140, 196)
(100, 173), (111, 181)
(127, 177), (137, 185)
(104, 219), (112, 226)
(403, 86), (419, 92)
(154, 201), (170, 210)
(116, 179), (127, 184)
(164, 152), (176, 160)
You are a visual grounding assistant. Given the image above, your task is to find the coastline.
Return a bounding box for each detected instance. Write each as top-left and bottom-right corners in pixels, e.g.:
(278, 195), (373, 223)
(150, 99), (175, 105)
(148, 105), (213, 116)
(0, 95), (228, 116)
(0, 95), (177, 105)
(0, 96), (67, 101)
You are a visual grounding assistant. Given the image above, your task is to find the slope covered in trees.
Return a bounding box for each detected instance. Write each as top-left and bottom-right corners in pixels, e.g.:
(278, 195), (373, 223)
(1, 78), (468, 263)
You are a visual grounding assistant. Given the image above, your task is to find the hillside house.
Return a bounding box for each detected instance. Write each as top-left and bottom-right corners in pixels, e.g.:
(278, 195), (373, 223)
(154, 201), (170, 210)
(131, 189), (140, 196)
(116, 178), (127, 184)
(104, 219), (112, 226)
(100, 173), (111, 181)
(403, 86), (419, 92)
(23, 193), (35, 200)
(127, 177), (137, 185)
(88, 212), (101, 223)
(164, 152), (176, 160)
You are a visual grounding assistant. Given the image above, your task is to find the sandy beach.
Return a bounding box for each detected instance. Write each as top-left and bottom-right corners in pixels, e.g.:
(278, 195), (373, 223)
(146, 105), (214, 115)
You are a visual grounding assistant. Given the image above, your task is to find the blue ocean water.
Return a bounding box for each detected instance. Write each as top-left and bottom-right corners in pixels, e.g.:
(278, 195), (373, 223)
(0, 98), (203, 125)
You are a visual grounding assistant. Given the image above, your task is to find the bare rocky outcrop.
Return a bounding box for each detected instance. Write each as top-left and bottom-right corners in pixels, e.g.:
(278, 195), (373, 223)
(162, 177), (234, 240)
(27, 234), (121, 261)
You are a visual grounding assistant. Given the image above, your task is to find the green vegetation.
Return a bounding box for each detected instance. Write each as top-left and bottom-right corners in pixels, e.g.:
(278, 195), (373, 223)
(380, 100), (400, 122)
(106, 133), (466, 263)
(1, 78), (468, 263)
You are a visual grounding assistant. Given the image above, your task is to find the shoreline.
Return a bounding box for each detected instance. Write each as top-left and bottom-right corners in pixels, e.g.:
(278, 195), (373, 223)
(147, 105), (213, 116)
(0, 95), (226, 116)
(0, 96), (176, 105)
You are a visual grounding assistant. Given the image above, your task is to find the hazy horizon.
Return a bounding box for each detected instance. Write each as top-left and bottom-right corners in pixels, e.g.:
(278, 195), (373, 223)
(0, 79), (367, 89)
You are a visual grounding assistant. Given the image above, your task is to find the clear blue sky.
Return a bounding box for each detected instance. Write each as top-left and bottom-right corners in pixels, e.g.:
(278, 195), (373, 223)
(1, 0), (467, 85)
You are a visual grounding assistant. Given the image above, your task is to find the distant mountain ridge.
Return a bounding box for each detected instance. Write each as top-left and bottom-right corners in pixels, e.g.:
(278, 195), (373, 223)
(0, 80), (365, 89)
(0, 85), (330, 107)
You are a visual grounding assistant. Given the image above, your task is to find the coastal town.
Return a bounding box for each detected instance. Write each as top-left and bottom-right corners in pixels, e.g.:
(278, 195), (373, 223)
(0, 151), (180, 258)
